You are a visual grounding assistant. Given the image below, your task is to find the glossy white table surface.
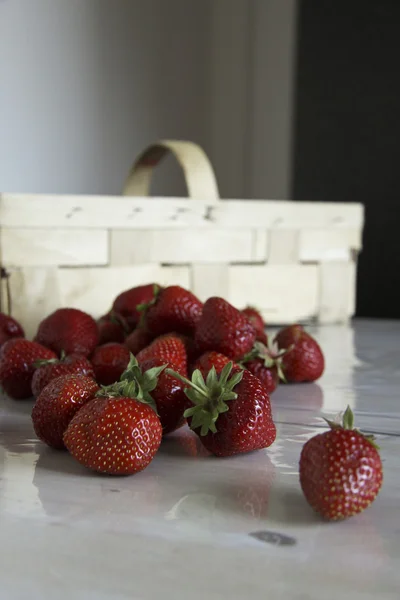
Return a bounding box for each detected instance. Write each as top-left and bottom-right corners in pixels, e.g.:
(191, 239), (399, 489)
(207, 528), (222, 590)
(1, 319), (399, 600)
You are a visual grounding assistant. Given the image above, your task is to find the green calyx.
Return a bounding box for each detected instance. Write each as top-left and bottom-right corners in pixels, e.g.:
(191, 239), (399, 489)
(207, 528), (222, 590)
(33, 349), (67, 369)
(165, 362), (244, 436)
(136, 284), (160, 314)
(95, 354), (165, 414)
(324, 405), (380, 450)
(240, 340), (288, 383)
(136, 284), (161, 327)
(108, 311), (130, 334)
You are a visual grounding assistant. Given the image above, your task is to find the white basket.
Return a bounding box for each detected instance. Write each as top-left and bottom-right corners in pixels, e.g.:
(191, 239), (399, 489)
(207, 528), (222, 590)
(0, 140), (363, 338)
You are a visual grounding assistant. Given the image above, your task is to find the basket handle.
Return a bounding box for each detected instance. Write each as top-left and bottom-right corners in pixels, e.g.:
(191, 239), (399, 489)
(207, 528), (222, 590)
(122, 139), (220, 201)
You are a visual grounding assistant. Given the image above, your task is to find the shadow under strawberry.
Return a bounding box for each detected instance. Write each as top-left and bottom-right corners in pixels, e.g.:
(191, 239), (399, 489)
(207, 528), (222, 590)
(158, 427), (211, 459)
(33, 445), (163, 520)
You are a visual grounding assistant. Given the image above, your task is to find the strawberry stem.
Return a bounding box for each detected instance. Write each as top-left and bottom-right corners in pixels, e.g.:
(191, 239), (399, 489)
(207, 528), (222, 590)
(164, 369), (209, 399)
(324, 405), (380, 450)
(96, 353), (166, 414)
(136, 284), (161, 327)
(239, 340), (288, 383)
(33, 349), (66, 369)
(108, 311), (130, 334)
(166, 363), (244, 436)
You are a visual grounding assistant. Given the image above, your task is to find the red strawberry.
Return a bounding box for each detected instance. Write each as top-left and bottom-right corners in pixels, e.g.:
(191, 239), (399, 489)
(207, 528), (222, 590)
(275, 324), (324, 382)
(63, 364), (162, 475)
(175, 333), (200, 365)
(191, 350), (239, 377)
(137, 333), (188, 376)
(142, 285), (203, 337)
(167, 362), (276, 457)
(125, 326), (154, 355)
(35, 308), (99, 357)
(138, 356), (187, 434)
(0, 312), (24, 347)
(97, 312), (129, 345)
(31, 353), (94, 397)
(242, 359), (279, 394)
(241, 306), (266, 339)
(239, 340), (287, 394)
(256, 329), (268, 345)
(112, 283), (159, 330)
(32, 374), (99, 449)
(91, 343), (131, 385)
(195, 297), (256, 361)
(0, 339), (56, 399)
(299, 406), (383, 520)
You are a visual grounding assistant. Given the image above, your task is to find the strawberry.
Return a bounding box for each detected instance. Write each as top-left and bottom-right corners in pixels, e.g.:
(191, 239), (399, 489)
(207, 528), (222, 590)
(136, 335), (188, 434)
(136, 333), (188, 376)
(32, 374), (99, 449)
(275, 324), (324, 382)
(141, 285), (203, 337)
(299, 406), (383, 520)
(167, 362), (276, 457)
(31, 352), (94, 397)
(0, 339), (56, 399)
(239, 340), (287, 394)
(125, 326), (154, 355)
(241, 306), (266, 339)
(63, 359), (163, 475)
(242, 359), (279, 394)
(138, 356), (187, 434)
(112, 283), (159, 330)
(256, 329), (268, 345)
(35, 308), (99, 357)
(175, 333), (200, 365)
(0, 312), (24, 347)
(191, 350), (239, 377)
(97, 312), (129, 345)
(195, 297), (256, 361)
(91, 343), (131, 385)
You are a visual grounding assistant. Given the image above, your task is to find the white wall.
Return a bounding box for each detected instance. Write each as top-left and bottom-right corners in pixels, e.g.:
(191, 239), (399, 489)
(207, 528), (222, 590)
(0, 0), (297, 200)
(209, 0), (298, 200)
(0, 0), (212, 195)
(248, 0), (298, 199)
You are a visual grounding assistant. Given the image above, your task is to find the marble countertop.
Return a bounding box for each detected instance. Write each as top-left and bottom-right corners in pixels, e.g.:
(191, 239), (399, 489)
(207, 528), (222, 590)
(1, 319), (399, 600)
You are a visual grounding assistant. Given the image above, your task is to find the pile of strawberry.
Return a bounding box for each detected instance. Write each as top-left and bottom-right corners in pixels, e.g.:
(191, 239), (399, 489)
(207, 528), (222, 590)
(0, 284), (383, 521)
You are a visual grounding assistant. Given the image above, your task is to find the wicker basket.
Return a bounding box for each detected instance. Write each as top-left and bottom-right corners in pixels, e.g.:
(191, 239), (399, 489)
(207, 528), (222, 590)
(0, 140), (363, 338)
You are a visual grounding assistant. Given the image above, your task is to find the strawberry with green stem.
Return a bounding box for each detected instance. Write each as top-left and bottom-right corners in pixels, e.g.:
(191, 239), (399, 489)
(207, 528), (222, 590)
(97, 311), (130, 345)
(240, 340), (287, 394)
(299, 406), (383, 521)
(166, 362), (276, 457)
(135, 337), (189, 434)
(112, 283), (160, 331)
(138, 285), (203, 337)
(94, 351), (186, 435)
(31, 351), (94, 397)
(64, 356), (164, 475)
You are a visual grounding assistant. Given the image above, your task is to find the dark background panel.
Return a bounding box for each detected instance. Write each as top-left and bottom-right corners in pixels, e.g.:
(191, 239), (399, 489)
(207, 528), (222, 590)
(292, 0), (400, 318)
